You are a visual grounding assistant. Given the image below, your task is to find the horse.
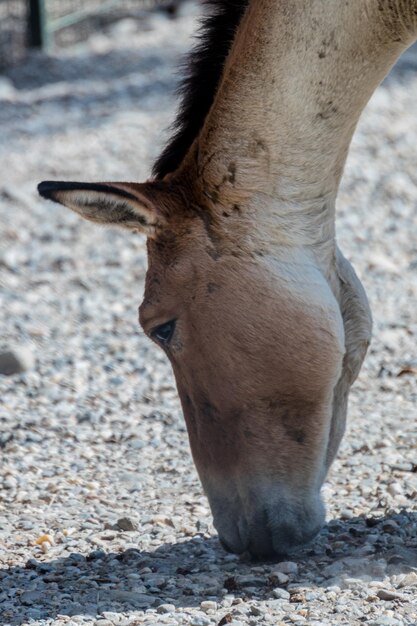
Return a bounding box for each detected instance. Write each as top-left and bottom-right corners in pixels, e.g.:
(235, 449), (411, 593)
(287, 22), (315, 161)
(38, 0), (417, 558)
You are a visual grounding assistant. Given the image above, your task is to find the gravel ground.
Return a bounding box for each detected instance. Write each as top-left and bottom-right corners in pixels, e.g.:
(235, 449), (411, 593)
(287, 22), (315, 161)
(0, 4), (416, 626)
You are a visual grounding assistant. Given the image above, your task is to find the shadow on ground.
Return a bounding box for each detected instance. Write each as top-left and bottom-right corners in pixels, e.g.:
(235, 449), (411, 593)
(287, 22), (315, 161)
(5, 47), (167, 90)
(1, 511), (416, 625)
(0, 47), (179, 142)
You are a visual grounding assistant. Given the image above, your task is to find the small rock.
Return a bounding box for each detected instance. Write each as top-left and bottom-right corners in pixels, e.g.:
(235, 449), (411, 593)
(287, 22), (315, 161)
(41, 540), (52, 553)
(235, 574), (264, 586)
(273, 561), (298, 575)
(271, 571), (289, 584)
(3, 475), (17, 489)
(109, 376), (124, 386)
(0, 77), (16, 101)
(383, 520), (401, 532)
(345, 576), (366, 586)
(200, 600), (217, 611)
(322, 560), (345, 578)
(68, 552), (85, 563)
(266, 599), (291, 610)
(305, 591), (321, 601)
(376, 589), (406, 601)
(250, 604), (265, 616)
(129, 438), (146, 449)
(102, 612), (122, 623)
(20, 518), (33, 530)
(190, 616), (211, 626)
(389, 462), (413, 472)
(87, 550), (106, 561)
(272, 588), (291, 600)
(105, 590), (156, 607)
(59, 602), (85, 616)
(156, 604), (175, 614)
(116, 517), (137, 531)
(0, 347), (34, 376)
(387, 483), (403, 497)
(26, 608), (42, 620)
(20, 590), (42, 605)
(366, 618), (403, 626)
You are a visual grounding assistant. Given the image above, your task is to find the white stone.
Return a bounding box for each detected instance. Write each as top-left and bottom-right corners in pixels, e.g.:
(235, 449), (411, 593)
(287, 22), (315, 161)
(273, 561), (299, 575)
(200, 601), (217, 611)
(272, 588), (291, 600)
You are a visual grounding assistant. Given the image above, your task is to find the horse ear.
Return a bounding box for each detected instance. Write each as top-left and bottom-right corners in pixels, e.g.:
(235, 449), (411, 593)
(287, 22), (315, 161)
(37, 180), (168, 237)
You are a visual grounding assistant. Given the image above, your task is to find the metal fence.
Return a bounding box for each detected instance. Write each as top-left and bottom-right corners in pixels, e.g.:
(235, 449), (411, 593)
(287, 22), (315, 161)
(0, 0), (180, 71)
(0, 1), (26, 68)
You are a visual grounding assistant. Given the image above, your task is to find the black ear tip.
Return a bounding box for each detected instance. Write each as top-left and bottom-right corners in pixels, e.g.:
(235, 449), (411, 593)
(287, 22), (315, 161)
(37, 181), (138, 202)
(38, 180), (84, 199)
(38, 181), (59, 199)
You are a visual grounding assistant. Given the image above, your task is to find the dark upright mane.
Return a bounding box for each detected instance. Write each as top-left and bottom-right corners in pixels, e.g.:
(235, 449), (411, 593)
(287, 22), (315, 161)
(152, 0), (249, 180)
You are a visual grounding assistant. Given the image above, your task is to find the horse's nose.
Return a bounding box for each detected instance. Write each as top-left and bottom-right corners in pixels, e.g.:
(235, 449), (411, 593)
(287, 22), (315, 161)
(209, 489), (325, 558)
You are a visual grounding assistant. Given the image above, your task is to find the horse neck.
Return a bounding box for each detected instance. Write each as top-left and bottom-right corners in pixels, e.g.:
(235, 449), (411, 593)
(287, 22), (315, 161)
(181, 0), (416, 258)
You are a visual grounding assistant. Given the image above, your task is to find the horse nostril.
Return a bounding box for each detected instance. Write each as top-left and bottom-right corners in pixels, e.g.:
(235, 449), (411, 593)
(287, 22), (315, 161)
(247, 503), (324, 558)
(210, 486), (325, 558)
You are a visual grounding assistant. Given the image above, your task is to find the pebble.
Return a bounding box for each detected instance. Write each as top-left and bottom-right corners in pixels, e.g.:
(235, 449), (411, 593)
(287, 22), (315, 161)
(266, 599), (291, 611)
(382, 520), (400, 533)
(190, 616), (211, 626)
(376, 589), (407, 601)
(272, 588), (291, 600)
(105, 590), (157, 606)
(272, 572), (289, 584)
(156, 603), (176, 614)
(200, 600), (217, 611)
(366, 618), (404, 626)
(26, 608), (43, 620)
(250, 604), (265, 616)
(0, 347), (34, 375)
(273, 561), (298, 575)
(102, 612), (123, 623)
(19, 590), (43, 605)
(116, 517), (137, 531)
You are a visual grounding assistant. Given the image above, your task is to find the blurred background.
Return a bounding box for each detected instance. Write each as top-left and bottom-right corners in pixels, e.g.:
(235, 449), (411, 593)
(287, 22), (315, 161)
(0, 0), (184, 69)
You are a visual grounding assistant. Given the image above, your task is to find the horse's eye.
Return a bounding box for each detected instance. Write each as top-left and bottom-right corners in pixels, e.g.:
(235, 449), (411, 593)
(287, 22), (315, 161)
(151, 320), (176, 346)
